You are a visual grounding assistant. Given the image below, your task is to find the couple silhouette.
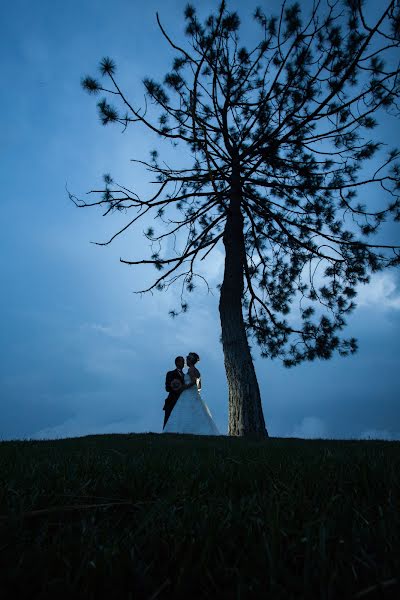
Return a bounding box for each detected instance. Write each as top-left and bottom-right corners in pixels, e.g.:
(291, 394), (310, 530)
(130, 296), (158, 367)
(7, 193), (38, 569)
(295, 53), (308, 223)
(162, 352), (219, 436)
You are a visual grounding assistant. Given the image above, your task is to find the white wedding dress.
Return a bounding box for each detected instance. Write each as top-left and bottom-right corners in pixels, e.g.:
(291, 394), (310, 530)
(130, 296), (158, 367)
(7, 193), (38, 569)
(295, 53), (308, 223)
(163, 372), (220, 436)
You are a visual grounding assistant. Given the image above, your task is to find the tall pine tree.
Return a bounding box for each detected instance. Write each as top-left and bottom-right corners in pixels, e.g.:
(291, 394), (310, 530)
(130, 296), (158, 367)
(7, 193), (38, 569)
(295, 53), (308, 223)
(77, 1), (400, 437)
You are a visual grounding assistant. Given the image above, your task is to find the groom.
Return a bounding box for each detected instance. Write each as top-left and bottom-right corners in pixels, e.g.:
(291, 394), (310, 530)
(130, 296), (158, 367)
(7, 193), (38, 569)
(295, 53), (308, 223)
(163, 356), (185, 429)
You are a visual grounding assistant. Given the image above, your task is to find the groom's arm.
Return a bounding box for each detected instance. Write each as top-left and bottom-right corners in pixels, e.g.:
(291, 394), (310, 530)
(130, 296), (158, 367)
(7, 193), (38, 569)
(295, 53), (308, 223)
(165, 371), (173, 393)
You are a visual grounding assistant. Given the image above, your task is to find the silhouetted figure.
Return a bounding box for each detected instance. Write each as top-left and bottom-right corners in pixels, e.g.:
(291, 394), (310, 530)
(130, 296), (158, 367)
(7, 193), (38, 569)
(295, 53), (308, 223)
(163, 356), (186, 429)
(163, 352), (219, 435)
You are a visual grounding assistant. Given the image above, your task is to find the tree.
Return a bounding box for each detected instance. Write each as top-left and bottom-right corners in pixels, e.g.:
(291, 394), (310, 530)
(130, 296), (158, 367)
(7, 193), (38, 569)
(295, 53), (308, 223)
(75, 0), (400, 437)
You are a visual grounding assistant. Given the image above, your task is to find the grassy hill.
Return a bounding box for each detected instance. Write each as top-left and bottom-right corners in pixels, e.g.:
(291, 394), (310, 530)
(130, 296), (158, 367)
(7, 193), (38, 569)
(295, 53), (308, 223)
(0, 433), (399, 599)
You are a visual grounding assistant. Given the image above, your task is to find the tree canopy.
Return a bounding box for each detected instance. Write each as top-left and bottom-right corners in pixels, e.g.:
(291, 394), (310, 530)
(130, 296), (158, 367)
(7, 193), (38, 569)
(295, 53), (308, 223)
(77, 0), (400, 375)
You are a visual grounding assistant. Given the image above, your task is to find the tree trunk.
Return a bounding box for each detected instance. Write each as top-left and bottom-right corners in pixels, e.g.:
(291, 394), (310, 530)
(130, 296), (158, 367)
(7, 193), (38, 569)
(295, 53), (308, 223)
(219, 167), (268, 438)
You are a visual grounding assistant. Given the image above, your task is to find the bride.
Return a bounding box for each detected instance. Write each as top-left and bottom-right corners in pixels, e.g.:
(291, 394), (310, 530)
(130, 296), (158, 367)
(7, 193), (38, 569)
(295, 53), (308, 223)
(163, 352), (220, 436)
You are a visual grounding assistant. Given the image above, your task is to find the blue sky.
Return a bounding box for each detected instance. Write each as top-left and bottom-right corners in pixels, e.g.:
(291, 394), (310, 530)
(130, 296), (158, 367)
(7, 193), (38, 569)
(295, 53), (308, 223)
(1, 0), (399, 441)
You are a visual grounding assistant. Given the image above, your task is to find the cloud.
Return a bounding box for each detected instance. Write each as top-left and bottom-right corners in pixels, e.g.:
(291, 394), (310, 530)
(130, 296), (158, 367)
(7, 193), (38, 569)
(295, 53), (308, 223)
(30, 416), (157, 440)
(83, 346), (138, 377)
(359, 429), (400, 441)
(81, 322), (132, 339)
(172, 305), (223, 361)
(28, 390), (162, 440)
(290, 416), (327, 439)
(285, 418), (400, 441)
(356, 272), (400, 310)
(73, 322), (140, 378)
(195, 245), (225, 284)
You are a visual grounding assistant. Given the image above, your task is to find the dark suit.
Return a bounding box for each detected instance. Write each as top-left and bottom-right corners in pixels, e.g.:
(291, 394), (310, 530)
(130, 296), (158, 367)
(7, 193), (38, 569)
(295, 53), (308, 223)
(163, 368), (184, 429)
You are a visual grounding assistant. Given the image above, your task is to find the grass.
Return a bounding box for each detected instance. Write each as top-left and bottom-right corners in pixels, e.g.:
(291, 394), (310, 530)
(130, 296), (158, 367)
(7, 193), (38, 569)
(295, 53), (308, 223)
(0, 433), (399, 599)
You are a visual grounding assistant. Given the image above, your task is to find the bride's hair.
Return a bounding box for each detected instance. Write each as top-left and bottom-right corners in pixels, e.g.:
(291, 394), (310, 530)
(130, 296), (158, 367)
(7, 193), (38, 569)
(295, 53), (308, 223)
(189, 352), (200, 364)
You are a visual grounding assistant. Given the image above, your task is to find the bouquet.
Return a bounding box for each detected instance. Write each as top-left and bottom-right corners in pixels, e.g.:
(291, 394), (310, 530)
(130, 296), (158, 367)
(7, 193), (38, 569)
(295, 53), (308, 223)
(170, 378), (183, 392)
